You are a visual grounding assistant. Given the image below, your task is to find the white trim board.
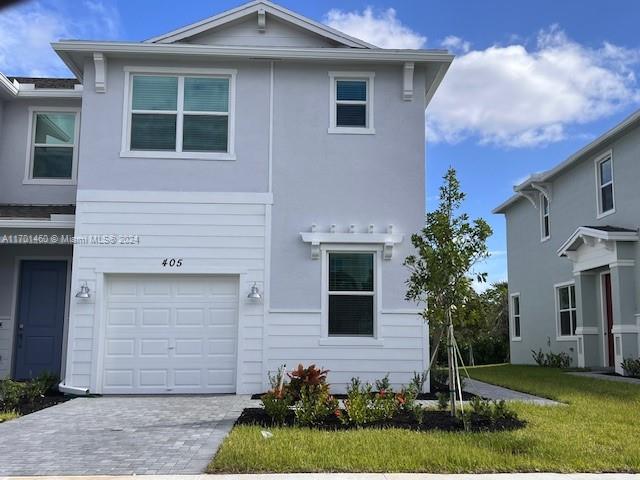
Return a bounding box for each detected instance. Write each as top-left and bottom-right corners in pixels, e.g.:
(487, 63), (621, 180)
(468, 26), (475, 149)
(76, 190), (273, 204)
(145, 0), (375, 48)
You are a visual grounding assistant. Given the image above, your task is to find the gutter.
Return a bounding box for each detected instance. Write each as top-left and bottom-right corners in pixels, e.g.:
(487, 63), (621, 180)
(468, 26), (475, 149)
(58, 382), (90, 396)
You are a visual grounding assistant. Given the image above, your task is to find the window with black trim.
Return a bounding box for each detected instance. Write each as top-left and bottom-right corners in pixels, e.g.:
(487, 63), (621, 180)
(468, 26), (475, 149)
(328, 252), (375, 336)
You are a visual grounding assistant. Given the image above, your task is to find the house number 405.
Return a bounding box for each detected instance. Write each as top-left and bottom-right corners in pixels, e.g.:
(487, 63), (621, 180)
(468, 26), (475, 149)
(162, 258), (183, 267)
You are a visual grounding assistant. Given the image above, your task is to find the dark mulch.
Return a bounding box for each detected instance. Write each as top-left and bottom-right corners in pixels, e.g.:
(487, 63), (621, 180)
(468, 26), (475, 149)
(235, 407), (524, 433)
(251, 389), (478, 401)
(12, 393), (69, 416)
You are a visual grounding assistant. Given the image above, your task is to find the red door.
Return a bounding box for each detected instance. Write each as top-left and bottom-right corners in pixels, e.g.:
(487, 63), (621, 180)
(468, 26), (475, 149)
(603, 273), (614, 367)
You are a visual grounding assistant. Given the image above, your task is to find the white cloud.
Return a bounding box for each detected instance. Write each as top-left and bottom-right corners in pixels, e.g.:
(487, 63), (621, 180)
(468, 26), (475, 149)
(428, 26), (640, 147)
(441, 35), (470, 54)
(324, 7), (426, 49)
(0, 1), (120, 77)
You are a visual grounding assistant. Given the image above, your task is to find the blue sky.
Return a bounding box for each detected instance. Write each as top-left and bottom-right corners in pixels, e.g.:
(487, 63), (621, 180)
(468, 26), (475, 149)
(2, 0), (640, 287)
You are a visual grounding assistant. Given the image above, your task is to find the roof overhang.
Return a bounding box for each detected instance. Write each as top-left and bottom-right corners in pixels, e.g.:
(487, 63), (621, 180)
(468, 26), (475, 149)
(557, 226), (639, 258)
(52, 41), (453, 105)
(0, 214), (75, 230)
(494, 108), (640, 214)
(0, 72), (82, 99)
(145, 0), (376, 48)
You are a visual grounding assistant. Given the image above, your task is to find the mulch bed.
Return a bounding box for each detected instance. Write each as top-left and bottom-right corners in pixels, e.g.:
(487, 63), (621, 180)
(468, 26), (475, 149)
(12, 392), (69, 416)
(235, 407), (525, 432)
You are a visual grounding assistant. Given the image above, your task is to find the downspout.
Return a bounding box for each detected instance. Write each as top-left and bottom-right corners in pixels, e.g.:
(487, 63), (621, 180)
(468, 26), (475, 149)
(58, 382), (90, 396)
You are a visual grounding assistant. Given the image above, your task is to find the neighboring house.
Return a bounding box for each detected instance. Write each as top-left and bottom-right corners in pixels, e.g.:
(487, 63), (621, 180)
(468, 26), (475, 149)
(0, 1), (452, 393)
(494, 110), (640, 375)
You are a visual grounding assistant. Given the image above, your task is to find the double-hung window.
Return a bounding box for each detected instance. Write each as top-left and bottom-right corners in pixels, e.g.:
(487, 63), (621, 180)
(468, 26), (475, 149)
(327, 252), (375, 336)
(596, 152), (614, 216)
(540, 194), (550, 240)
(329, 72), (375, 134)
(123, 68), (235, 159)
(511, 293), (521, 340)
(25, 108), (79, 184)
(557, 283), (577, 337)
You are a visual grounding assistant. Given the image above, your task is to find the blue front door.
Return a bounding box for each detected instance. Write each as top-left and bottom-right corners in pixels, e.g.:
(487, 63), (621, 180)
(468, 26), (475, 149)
(14, 260), (67, 380)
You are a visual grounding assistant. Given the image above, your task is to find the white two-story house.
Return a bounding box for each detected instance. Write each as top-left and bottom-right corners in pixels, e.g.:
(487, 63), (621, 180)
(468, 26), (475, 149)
(0, 0), (452, 394)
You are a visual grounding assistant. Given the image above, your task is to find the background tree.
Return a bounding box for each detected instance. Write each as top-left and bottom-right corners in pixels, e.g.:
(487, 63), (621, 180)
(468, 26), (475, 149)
(404, 167), (492, 414)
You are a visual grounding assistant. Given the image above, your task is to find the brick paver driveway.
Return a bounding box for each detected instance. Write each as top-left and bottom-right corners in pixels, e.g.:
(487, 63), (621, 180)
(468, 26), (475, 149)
(0, 395), (253, 475)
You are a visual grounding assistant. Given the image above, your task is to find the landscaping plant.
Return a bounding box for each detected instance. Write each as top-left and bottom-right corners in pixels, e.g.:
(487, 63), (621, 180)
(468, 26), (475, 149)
(435, 391), (449, 410)
(531, 349), (572, 368)
(405, 167), (492, 415)
(410, 370), (428, 393)
(621, 358), (640, 377)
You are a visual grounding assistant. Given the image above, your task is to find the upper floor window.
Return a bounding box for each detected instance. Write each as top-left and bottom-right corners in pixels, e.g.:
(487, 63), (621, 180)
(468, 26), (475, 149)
(328, 71), (375, 135)
(24, 108), (79, 185)
(596, 151), (614, 217)
(328, 251), (376, 336)
(121, 67), (236, 160)
(556, 283), (577, 338)
(510, 293), (521, 340)
(540, 194), (550, 240)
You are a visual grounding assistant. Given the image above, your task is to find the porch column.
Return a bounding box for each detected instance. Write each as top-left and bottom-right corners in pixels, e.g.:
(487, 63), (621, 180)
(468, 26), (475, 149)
(610, 263), (639, 374)
(574, 272), (600, 367)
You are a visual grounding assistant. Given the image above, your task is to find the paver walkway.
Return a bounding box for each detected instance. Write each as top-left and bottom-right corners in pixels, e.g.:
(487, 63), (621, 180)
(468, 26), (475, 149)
(0, 395), (255, 476)
(463, 378), (560, 405)
(567, 371), (640, 385)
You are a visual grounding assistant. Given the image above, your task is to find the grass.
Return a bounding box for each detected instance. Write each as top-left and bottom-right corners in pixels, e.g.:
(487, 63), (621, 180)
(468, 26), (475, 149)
(209, 364), (640, 473)
(0, 411), (19, 423)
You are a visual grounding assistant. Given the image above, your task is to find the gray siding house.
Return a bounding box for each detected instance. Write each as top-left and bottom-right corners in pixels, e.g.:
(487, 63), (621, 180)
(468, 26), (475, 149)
(0, 1), (452, 393)
(495, 110), (640, 375)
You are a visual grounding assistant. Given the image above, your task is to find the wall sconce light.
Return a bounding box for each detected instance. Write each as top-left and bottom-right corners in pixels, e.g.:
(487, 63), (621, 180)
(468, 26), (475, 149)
(247, 283), (262, 300)
(76, 282), (91, 299)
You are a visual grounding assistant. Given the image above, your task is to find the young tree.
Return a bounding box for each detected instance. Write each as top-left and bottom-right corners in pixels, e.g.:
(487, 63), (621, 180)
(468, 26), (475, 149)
(405, 167), (492, 414)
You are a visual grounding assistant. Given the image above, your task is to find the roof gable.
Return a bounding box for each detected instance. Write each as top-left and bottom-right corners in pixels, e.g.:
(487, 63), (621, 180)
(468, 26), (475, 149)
(146, 0), (375, 49)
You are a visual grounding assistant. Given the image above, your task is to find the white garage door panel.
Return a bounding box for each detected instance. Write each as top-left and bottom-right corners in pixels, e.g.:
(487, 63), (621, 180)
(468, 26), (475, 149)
(102, 275), (238, 394)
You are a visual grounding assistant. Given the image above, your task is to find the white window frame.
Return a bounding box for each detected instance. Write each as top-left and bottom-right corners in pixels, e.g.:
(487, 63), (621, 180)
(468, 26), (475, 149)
(555, 281), (577, 340)
(540, 193), (551, 241)
(328, 71), (375, 135)
(595, 150), (615, 218)
(23, 106), (80, 185)
(319, 244), (383, 346)
(120, 66), (236, 160)
(510, 292), (521, 341)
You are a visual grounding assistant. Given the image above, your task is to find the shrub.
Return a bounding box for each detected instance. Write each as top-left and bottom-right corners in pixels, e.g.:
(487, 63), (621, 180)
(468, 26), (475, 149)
(294, 384), (337, 427)
(0, 380), (26, 412)
(436, 391), (449, 410)
(287, 364), (329, 400)
(261, 387), (292, 425)
(341, 378), (399, 427)
(410, 371), (428, 393)
(460, 397), (518, 430)
(267, 365), (287, 390)
(531, 349), (572, 368)
(374, 374), (391, 392)
(395, 385), (423, 422)
(621, 358), (640, 378)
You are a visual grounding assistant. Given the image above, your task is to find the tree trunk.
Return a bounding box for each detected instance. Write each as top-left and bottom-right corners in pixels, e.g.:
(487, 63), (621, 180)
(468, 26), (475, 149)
(469, 343), (475, 366)
(447, 309), (456, 417)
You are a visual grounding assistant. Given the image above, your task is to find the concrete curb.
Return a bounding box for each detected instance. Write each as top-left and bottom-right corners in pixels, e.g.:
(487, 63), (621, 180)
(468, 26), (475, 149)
(2, 474), (640, 479)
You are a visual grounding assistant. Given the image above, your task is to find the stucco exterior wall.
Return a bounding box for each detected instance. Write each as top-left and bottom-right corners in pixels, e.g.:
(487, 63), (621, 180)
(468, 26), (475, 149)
(504, 124), (640, 367)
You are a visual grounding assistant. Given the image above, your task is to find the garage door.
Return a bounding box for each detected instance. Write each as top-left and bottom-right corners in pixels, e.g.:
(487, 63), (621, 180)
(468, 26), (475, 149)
(102, 274), (238, 394)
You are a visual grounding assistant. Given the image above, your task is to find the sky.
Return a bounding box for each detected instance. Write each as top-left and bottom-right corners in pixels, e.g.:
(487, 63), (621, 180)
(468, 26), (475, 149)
(1, 0), (640, 288)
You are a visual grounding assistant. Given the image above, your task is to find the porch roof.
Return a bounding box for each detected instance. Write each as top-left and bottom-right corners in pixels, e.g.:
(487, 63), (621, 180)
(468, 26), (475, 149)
(557, 225), (639, 257)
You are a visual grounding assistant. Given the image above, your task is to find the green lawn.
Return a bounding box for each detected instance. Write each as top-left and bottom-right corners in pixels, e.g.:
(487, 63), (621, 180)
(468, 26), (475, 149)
(209, 365), (640, 473)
